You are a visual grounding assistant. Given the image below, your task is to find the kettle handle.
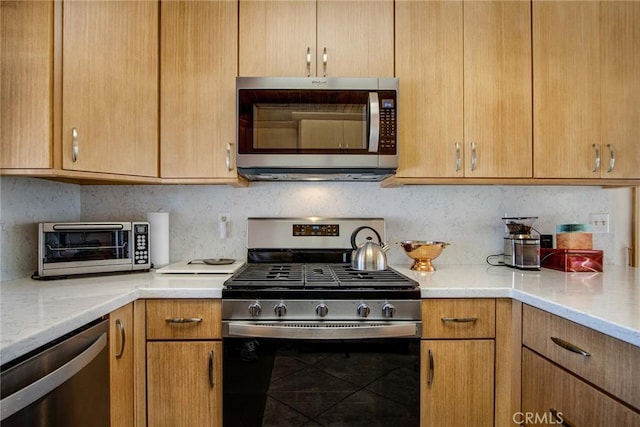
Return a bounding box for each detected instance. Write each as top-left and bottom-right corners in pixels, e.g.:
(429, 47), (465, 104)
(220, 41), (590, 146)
(351, 226), (383, 250)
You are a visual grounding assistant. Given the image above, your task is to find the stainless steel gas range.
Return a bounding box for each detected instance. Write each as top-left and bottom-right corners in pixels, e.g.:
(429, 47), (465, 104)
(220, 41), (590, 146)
(222, 218), (420, 427)
(222, 217), (421, 339)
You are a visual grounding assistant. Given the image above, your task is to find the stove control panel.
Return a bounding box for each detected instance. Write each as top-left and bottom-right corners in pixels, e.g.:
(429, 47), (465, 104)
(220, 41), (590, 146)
(293, 223), (339, 237)
(222, 299), (421, 321)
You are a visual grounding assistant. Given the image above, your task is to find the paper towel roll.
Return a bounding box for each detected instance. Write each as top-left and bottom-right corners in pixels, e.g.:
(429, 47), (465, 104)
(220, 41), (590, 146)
(147, 212), (170, 268)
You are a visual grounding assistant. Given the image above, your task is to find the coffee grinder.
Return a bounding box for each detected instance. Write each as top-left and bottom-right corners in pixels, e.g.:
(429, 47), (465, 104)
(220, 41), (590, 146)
(502, 216), (540, 270)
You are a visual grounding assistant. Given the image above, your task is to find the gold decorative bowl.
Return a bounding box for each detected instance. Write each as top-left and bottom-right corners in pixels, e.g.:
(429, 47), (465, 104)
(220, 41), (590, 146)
(397, 241), (450, 272)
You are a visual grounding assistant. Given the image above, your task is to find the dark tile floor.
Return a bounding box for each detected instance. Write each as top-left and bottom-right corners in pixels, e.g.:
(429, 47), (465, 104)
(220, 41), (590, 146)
(261, 342), (420, 427)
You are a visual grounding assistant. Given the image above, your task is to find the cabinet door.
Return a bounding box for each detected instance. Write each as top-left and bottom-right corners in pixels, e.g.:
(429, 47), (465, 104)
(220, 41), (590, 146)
(109, 303), (134, 427)
(160, 1), (237, 178)
(522, 348), (640, 426)
(421, 340), (494, 427)
(464, 1), (532, 178)
(147, 341), (223, 427)
(601, 1), (640, 179)
(62, 1), (158, 177)
(395, 0), (463, 178)
(533, 1), (601, 179)
(238, 0), (315, 77)
(316, 0), (394, 77)
(0, 0), (53, 169)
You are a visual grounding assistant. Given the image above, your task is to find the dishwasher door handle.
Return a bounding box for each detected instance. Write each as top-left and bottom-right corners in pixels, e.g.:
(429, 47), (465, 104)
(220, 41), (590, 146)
(0, 332), (107, 421)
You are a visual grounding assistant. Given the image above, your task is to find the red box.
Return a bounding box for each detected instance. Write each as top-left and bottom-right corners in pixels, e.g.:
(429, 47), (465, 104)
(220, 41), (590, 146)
(541, 248), (603, 272)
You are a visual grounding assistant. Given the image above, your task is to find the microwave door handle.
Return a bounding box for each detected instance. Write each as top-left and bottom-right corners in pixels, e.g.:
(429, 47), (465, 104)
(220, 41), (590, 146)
(52, 224), (125, 231)
(368, 92), (380, 153)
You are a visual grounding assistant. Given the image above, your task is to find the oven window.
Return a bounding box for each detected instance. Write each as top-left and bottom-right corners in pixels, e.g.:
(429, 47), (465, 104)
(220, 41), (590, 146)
(43, 230), (130, 263)
(239, 90), (376, 154)
(223, 338), (419, 426)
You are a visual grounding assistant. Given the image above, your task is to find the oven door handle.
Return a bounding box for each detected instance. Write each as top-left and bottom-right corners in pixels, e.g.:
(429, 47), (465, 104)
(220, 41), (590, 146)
(0, 332), (107, 421)
(224, 322), (420, 340)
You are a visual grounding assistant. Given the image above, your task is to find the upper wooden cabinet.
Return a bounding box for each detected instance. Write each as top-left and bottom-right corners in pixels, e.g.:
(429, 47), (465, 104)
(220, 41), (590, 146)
(62, 1), (158, 177)
(160, 1), (238, 179)
(395, 0), (532, 179)
(533, 1), (640, 179)
(239, 0), (394, 77)
(0, 0), (53, 169)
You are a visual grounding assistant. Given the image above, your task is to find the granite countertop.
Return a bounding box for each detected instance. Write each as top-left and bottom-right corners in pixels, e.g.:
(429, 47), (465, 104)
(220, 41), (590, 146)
(1, 264), (639, 365)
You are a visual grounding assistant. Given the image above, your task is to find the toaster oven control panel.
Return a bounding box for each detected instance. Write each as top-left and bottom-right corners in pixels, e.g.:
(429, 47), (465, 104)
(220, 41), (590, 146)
(133, 222), (149, 265)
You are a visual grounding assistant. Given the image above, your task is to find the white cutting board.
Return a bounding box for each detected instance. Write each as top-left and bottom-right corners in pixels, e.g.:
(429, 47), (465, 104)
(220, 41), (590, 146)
(156, 260), (244, 274)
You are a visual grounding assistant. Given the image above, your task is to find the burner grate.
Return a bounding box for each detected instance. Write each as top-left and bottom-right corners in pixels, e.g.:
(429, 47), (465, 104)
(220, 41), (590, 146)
(225, 263), (418, 290)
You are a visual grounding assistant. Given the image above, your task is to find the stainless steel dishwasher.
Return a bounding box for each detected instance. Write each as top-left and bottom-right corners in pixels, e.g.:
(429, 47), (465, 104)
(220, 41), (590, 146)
(1, 318), (110, 426)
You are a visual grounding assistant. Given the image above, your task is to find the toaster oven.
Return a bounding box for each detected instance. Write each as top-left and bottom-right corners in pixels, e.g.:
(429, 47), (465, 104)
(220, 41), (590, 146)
(37, 222), (150, 278)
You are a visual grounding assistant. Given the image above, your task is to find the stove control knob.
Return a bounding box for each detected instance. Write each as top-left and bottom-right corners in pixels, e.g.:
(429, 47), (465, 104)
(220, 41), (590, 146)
(315, 303), (329, 318)
(274, 302), (287, 318)
(357, 303), (370, 318)
(382, 303), (396, 318)
(248, 302), (262, 318)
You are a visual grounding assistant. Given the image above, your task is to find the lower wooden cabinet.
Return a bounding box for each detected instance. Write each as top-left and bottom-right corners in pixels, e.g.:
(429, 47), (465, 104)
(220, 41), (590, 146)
(522, 348), (640, 426)
(421, 299), (496, 426)
(147, 341), (223, 427)
(145, 299), (223, 427)
(109, 303), (135, 427)
(421, 339), (495, 426)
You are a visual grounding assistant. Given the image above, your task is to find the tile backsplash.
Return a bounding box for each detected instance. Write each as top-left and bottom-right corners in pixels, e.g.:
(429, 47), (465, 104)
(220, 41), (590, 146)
(1, 177), (632, 281)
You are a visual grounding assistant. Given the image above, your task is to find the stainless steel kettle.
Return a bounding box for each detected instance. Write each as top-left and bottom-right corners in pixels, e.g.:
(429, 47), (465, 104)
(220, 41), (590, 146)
(350, 226), (389, 271)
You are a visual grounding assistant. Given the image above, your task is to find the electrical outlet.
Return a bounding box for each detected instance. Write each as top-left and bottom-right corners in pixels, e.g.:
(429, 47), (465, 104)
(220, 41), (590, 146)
(590, 213), (609, 233)
(218, 212), (230, 223)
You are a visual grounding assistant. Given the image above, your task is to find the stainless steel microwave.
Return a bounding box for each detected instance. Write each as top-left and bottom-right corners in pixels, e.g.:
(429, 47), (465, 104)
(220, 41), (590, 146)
(37, 221), (150, 278)
(236, 77), (399, 181)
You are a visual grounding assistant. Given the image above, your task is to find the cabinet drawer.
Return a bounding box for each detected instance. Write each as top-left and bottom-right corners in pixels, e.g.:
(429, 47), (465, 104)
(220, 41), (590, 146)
(522, 304), (640, 410)
(522, 348), (640, 426)
(421, 299), (495, 339)
(146, 299), (221, 340)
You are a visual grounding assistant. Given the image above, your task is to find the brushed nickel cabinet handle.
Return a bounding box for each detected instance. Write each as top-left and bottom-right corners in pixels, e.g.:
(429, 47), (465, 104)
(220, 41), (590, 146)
(322, 47), (327, 77)
(550, 336), (591, 357)
(208, 350), (215, 388)
(306, 47), (311, 77)
(226, 143), (232, 171)
(606, 144), (615, 173)
(441, 317), (478, 323)
(470, 142), (477, 171)
(427, 349), (434, 386)
(455, 142), (461, 172)
(72, 128), (79, 162)
(165, 317), (203, 324)
(550, 408), (572, 426)
(115, 319), (125, 359)
(592, 144), (601, 172)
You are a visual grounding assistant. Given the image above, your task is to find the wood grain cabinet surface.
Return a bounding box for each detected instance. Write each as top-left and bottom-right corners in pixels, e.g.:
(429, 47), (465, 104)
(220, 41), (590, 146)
(160, 0), (238, 180)
(0, 0), (53, 170)
(533, 1), (640, 180)
(395, 0), (532, 179)
(145, 299), (222, 427)
(109, 303), (134, 427)
(62, 0), (158, 177)
(239, 0), (394, 77)
(421, 299), (496, 426)
(522, 304), (640, 412)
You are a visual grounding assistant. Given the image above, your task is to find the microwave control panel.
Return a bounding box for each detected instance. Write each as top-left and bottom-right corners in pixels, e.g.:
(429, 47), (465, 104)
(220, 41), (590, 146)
(378, 91), (397, 154)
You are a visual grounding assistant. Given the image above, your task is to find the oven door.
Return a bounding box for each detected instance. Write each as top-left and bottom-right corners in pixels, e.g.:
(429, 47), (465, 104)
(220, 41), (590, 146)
(223, 322), (420, 427)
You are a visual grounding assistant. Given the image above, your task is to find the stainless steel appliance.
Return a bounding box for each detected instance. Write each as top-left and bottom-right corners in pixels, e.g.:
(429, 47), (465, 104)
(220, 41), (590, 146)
(236, 77), (399, 181)
(1, 319), (109, 426)
(502, 217), (540, 270)
(38, 221), (150, 278)
(222, 218), (420, 426)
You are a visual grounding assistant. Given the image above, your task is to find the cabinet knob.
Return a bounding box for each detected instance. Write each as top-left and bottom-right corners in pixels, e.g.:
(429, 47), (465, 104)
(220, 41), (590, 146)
(592, 144), (601, 172)
(606, 144), (615, 173)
